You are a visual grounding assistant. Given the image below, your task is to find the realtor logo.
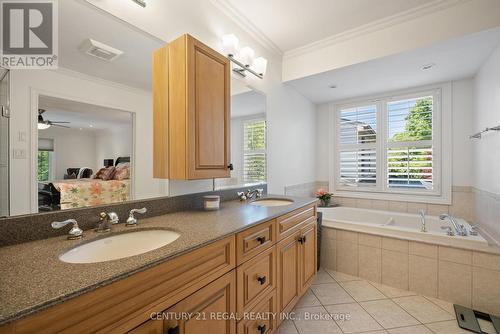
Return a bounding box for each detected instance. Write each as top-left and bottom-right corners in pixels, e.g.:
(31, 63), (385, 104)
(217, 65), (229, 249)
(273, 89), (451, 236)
(1, 0), (58, 69)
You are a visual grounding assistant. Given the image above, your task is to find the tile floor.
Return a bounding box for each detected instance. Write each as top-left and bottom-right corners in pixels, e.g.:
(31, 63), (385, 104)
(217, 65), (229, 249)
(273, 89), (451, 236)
(277, 268), (471, 334)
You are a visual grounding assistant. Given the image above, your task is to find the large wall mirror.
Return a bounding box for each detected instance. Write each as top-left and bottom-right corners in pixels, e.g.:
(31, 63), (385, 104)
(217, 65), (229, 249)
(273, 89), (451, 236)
(1, 0), (266, 217)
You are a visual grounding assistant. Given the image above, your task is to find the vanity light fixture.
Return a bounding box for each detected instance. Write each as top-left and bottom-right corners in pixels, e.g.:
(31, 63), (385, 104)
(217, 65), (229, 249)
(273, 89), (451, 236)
(131, 0), (146, 7)
(221, 34), (267, 79)
(38, 123), (51, 130)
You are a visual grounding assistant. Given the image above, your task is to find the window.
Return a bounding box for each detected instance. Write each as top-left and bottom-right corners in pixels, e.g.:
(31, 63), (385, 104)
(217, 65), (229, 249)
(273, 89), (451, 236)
(332, 87), (450, 203)
(243, 119), (266, 184)
(38, 138), (54, 181)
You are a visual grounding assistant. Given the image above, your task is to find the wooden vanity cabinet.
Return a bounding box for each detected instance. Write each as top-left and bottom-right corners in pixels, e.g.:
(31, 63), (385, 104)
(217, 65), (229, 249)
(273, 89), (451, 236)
(153, 34), (231, 180)
(0, 205), (317, 334)
(276, 209), (318, 326)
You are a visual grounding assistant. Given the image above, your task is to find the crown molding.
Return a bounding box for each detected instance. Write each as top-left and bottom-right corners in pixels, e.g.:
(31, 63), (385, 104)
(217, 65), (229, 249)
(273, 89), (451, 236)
(209, 0), (284, 57)
(52, 67), (151, 96)
(284, 0), (469, 59)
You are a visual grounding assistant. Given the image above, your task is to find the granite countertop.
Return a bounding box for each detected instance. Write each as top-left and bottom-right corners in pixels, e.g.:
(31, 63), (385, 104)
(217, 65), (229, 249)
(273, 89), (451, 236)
(0, 196), (317, 325)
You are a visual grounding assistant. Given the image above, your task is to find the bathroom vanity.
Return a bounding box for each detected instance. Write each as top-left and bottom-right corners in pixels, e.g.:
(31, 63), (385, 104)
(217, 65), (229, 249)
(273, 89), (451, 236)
(0, 198), (318, 334)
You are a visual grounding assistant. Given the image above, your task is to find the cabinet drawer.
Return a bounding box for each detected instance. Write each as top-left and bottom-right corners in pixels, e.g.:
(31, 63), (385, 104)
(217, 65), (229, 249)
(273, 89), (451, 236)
(277, 205), (316, 240)
(237, 246), (276, 314)
(236, 219), (276, 265)
(237, 290), (277, 334)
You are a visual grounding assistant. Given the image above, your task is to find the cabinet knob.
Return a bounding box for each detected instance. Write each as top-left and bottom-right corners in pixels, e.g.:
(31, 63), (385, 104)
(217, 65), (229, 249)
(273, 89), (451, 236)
(167, 325), (179, 334)
(297, 236), (304, 244)
(256, 236), (266, 244)
(227, 163), (234, 170)
(257, 324), (266, 334)
(257, 276), (267, 285)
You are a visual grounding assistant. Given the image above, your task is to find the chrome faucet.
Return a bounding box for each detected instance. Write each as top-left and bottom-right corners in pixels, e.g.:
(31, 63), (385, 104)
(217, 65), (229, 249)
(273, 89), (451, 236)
(238, 188), (264, 201)
(95, 212), (118, 232)
(439, 214), (467, 236)
(418, 209), (427, 232)
(51, 219), (83, 240)
(126, 208), (147, 227)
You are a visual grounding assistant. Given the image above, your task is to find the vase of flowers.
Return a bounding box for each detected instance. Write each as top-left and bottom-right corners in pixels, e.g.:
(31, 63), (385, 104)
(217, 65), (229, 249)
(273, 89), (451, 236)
(315, 188), (333, 207)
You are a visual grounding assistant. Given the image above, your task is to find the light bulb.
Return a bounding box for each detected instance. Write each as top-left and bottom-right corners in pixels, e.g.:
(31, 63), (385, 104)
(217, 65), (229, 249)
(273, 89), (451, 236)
(238, 46), (255, 66)
(222, 34), (239, 56)
(251, 57), (267, 75)
(38, 123), (51, 130)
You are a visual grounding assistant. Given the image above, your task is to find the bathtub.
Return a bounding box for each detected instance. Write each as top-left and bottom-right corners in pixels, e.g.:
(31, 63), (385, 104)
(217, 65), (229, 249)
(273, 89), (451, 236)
(318, 206), (497, 253)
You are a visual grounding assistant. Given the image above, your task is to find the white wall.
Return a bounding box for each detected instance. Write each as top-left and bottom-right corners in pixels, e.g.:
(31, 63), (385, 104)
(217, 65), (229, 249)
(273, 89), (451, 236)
(315, 78), (475, 188)
(95, 125), (133, 169)
(40, 127), (98, 180)
(473, 44), (500, 195)
(9, 69), (167, 215)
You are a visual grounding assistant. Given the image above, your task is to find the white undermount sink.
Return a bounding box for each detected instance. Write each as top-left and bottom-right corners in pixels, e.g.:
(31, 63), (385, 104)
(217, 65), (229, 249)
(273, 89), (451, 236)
(59, 230), (180, 264)
(249, 198), (294, 207)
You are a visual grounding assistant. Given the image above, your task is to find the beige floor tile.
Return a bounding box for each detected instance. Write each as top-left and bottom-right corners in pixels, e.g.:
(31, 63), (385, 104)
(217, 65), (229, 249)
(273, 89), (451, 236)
(392, 296), (454, 323)
(325, 269), (362, 282)
(310, 283), (355, 305)
(388, 325), (433, 334)
(277, 319), (299, 334)
(425, 320), (470, 333)
(340, 280), (386, 302)
(313, 269), (336, 284)
(369, 282), (416, 298)
(296, 289), (321, 308)
(292, 306), (342, 334)
(424, 297), (455, 315)
(360, 299), (419, 329)
(325, 303), (383, 333)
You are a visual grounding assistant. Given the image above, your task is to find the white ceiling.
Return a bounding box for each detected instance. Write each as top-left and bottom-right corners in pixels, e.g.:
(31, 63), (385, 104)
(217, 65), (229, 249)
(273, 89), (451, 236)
(59, 0), (164, 90)
(231, 90), (266, 118)
(286, 28), (500, 104)
(39, 95), (132, 131)
(224, 0), (434, 52)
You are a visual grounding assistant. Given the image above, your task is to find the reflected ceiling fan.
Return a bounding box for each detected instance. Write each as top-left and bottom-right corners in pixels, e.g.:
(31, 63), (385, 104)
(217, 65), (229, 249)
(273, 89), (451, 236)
(38, 109), (70, 129)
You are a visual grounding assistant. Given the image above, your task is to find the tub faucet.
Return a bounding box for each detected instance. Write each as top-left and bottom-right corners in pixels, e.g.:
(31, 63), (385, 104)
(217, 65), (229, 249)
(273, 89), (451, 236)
(439, 214), (467, 236)
(418, 209), (427, 232)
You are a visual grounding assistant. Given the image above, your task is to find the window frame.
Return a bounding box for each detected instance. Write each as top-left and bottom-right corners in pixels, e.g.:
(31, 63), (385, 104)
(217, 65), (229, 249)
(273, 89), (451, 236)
(330, 83), (452, 204)
(242, 117), (267, 185)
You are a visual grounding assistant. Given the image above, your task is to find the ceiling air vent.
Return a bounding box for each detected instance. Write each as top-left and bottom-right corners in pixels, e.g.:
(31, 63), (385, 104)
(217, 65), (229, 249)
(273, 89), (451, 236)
(79, 39), (123, 62)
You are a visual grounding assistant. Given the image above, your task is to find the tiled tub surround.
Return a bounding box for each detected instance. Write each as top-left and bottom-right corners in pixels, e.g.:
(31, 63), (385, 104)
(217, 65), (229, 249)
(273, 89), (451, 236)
(320, 226), (500, 316)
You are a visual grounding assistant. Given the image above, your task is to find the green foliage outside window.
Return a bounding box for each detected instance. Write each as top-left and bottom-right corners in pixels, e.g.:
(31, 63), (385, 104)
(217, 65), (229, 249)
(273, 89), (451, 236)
(38, 151), (49, 181)
(244, 120), (266, 183)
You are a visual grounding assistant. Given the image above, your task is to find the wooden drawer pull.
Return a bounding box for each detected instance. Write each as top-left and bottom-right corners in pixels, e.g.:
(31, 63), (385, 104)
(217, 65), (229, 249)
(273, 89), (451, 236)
(257, 276), (267, 285)
(256, 236), (266, 244)
(257, 324), (266, 334)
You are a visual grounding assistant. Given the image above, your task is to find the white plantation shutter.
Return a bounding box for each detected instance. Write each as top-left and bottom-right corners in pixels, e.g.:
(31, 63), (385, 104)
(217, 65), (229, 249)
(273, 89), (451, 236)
(386, 96), (433, 190)
(243, 119), (266, 183)
(338, 105), (377, 188)
(333, 89), (442, 198)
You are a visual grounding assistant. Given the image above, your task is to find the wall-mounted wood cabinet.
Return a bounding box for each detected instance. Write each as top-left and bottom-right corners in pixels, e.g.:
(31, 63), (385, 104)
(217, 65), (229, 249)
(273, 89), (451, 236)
(153, 34), (231, 180)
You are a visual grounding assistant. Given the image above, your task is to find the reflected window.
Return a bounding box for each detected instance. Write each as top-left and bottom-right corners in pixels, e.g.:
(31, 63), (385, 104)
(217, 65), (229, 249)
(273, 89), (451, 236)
(243, 119), (266, 184)
(38, 138), (54, 182)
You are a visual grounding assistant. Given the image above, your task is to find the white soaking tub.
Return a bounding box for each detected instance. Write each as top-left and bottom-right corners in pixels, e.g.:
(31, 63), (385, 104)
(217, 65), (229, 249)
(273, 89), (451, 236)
(318, 206), (496, 253)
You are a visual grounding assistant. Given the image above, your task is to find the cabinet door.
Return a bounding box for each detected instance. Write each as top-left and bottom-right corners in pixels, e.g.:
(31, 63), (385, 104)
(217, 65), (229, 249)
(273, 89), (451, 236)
(276, 231), (301, 322)
(164, 270), (236, 334)
(300, 222), (317, 293)
(187, 36), (230, 179)
(128, 319), (163, 334)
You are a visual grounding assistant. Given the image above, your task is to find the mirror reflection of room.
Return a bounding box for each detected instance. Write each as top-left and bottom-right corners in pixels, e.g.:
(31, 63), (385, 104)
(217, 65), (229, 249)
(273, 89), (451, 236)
(215, 87), (267, 190)
(36, 96), (133, 212)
